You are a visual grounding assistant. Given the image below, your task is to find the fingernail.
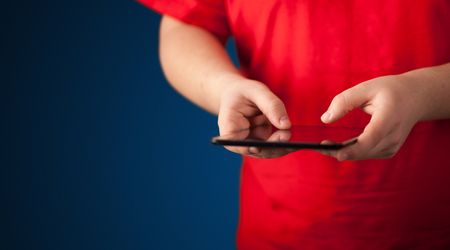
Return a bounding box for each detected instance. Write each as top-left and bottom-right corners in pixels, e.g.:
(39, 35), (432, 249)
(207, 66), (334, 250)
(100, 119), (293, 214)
(280, 116), (291, 127)
(249, 147), (260, 154)
(321, 111), (332, 123)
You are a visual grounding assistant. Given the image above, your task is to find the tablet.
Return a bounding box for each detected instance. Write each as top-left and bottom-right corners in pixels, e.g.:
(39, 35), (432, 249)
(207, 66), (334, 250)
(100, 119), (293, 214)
(211, 125), (361, 150)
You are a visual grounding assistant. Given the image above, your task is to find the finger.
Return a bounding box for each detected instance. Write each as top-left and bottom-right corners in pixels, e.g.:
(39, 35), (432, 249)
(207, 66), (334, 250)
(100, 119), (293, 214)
(218, 108), (250, 135)
(246, 85), (291, 129)
(267, 129), (291, 142)
(249, 124), (273, 140)
(249, 114), (270, 127)
(369, 140), (399, 159)
(254, 148), (292, 158)
(364, 124), (409, 159)
(335, 110), (390, 161)
(321, 85), (370, 124)
(315, 140), (338, 157)
(224, 145), (260, 156)
(249, 130), (293, 158)
(254, 146), (294, 158)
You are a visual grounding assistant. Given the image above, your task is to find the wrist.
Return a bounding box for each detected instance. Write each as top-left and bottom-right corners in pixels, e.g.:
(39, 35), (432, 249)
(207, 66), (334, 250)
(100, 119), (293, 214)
(394, 72), (427, 123)
(398, 64), (450, 122)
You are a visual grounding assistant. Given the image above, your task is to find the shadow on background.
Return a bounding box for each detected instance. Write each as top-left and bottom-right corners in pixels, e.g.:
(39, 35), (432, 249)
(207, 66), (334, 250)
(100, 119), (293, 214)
(6, 1), (240, 249)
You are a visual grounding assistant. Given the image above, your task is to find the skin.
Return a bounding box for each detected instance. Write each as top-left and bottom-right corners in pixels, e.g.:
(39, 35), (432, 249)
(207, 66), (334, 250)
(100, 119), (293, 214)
(159, 15), (450, 161)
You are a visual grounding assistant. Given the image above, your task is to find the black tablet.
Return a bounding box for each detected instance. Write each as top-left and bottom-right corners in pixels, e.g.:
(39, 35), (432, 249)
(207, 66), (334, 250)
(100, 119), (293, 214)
(211, 125), (361, 150)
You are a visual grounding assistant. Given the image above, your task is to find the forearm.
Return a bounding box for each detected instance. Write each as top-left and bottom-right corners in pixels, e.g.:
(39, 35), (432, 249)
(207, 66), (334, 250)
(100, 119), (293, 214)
(400, 62), (450, 121)
(159, 15), (243, 114)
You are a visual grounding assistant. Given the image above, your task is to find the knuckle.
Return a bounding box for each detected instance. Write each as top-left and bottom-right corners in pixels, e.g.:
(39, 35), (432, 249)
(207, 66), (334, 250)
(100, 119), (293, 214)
(332, 93), (345, 107)
(268, 97), (284, 110)
(250, 82), (270, 94)
(337, 150), (352, 160)
(217, 115), (240, 133)
(379, 146), (399, 158)
(332, 92), (351, 112)
(264, 97), (284, 115)
(217, 114), (228, 128)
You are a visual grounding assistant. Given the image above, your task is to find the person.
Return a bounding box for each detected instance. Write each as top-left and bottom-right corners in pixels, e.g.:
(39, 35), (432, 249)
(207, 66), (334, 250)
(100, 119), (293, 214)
(139, 0), (450, 249)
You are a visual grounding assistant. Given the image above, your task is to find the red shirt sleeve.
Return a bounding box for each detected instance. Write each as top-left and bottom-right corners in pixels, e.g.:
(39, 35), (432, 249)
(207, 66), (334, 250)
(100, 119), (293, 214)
(138, 0), (230, 43)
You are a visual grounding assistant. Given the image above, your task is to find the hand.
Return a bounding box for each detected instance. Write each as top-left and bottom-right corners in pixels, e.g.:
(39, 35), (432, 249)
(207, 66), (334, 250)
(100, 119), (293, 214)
(219, 124), (295, 158)
(218, 79), (293, 158)
(320, 75), (425, 161)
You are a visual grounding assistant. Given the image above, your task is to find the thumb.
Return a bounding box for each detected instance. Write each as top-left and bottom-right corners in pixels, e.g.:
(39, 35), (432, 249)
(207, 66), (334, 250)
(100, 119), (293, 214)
(321, 86), (368, 124)
(247, 85), (291, 129)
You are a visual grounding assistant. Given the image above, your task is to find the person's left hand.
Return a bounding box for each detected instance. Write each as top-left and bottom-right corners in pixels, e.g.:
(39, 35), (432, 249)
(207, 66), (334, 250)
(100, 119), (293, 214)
(319, 74), (426, 161)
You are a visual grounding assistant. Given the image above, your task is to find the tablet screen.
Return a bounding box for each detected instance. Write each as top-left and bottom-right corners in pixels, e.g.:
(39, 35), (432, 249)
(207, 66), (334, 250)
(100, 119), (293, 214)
(211, 125), (362, 150)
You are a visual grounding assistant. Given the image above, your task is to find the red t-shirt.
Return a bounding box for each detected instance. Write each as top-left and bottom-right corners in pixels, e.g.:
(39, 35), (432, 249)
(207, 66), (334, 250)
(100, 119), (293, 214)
(140, 0), (450, 249)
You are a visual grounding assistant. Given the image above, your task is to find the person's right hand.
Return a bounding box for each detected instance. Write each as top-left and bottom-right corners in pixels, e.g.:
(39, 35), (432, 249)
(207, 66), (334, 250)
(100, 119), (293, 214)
(218, 79), (292, 158)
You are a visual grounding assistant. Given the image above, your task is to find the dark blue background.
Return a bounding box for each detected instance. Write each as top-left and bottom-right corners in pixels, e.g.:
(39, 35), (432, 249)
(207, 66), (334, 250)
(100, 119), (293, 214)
(6, 1), (241, 249)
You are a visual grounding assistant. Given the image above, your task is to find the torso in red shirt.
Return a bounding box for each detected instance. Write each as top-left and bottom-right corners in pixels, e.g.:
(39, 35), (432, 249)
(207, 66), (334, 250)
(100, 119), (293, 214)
(141, 0), (450, 249)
